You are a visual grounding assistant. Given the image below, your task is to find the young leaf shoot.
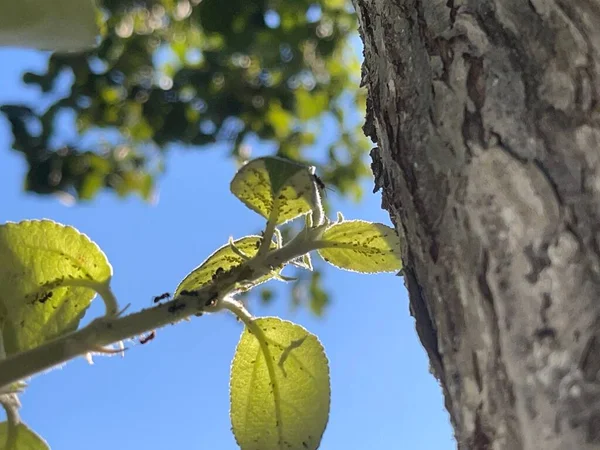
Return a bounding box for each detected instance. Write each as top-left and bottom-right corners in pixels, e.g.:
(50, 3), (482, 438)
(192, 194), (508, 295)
(316, 221), (403, 273)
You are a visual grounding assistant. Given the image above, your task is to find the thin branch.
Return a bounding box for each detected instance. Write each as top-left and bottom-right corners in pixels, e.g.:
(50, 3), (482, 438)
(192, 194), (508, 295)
(0, 289), (212, 389)
(0, 223), (327, 390)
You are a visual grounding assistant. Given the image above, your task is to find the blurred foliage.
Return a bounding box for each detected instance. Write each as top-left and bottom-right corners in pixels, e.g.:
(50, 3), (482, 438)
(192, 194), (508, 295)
(1, 0), (370, 202)
(1, 0), (372, 316)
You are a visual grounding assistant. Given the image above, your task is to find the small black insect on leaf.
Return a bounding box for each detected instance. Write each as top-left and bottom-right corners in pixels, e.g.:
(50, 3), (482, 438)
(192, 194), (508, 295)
(153, 292), (171, 303)
(168, 301), (186, 313)
(38, 291), (53, 304)
(139, 330), (156, 345)
(312, 174), (326, 191)
(180, 290), (199, 297)
(212, 267), (225, 281)
(312, 173), (335, 197)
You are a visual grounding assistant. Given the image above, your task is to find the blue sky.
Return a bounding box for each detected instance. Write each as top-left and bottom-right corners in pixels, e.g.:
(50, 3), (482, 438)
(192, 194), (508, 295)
(0, 47), (454, 449)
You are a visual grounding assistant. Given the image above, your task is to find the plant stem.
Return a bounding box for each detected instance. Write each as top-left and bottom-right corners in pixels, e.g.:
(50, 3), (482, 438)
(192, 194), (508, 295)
(0, 393), (21, 449)
(257, 198), (281, 259)
(60, 278), (119, 316)
(0, 288), (213, 390)
(0, 223), (327, 390)
(220, 298), (284, 445)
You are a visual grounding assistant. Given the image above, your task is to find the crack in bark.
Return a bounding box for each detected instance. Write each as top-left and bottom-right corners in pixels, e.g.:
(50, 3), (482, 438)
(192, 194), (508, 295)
(405, 264), (444, 380)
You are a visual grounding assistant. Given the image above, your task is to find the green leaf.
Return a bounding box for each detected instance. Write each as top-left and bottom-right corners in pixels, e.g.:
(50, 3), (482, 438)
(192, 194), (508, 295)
(266, 102), (294, 139)
(0, 220), (112, 355)
(0, 422), (49, 450)
(296, 253), (313, 271)
(295, 90), (328, 121)
(230, 318), (330, 450)
(323, 0), (346, 9)
(308, 271), (329, 317)
(317, 221), (403, 273)
(174, 236), (278, 296)
(0, 0), (98, 51)
(78, 173), (104, 200)
(230, 157), (321, 225)
(259, 288), (274, 305)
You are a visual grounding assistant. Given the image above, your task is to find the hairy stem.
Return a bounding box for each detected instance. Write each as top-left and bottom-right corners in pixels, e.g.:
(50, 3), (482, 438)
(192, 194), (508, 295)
(220, 298), (284, 445)
(0, 289), (212, 390)
(0, 222), (327, 390)
(60, 278), (119, 316)
(0, 393), (21, 449)
(257, 197), (281, 259)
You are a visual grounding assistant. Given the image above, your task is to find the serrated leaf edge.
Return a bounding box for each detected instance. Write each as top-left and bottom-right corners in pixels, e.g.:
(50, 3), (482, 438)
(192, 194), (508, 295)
(229, 317), (331, 450)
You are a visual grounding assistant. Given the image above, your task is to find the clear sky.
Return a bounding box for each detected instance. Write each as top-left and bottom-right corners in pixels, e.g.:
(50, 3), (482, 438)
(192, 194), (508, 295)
(0, 47), (454, 449)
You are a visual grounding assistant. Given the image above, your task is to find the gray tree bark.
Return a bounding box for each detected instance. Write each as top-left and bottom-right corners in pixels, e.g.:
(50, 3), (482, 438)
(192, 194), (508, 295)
(351, 0), (600, 448)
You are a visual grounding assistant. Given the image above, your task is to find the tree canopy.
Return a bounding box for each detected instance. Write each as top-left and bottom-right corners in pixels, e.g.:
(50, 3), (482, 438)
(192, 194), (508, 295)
(1, 0), (371, 316)
(1, 0), (369, 202)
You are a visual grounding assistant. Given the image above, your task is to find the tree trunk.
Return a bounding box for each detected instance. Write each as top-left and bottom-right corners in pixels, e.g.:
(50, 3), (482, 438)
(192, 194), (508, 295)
(352, 0), (600, 448)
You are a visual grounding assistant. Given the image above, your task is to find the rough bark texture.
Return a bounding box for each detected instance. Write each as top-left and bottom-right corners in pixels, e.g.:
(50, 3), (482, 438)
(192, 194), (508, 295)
(352, 0), (600, 448)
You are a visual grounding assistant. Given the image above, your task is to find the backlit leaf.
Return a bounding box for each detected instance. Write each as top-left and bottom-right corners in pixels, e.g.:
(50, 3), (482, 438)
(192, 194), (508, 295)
(295, 90), (328, 121)
(317, 221), (403, 273)
(230, 157), (321, 225)
(230, 318), (330, 450)
(0, 220), (112, 355)
(266, 102), (293, 139)
(0, 422), (49, 450)
(174, 236), (278, 296)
